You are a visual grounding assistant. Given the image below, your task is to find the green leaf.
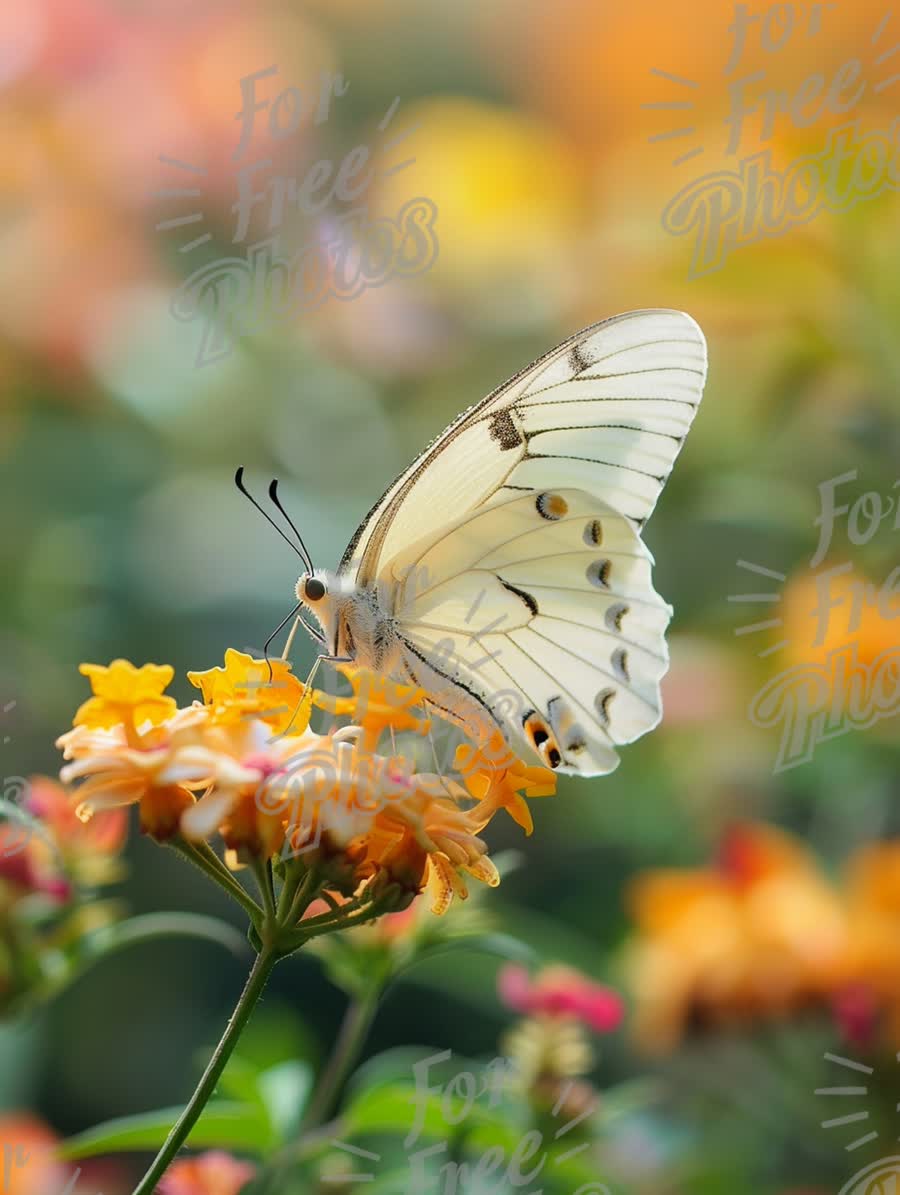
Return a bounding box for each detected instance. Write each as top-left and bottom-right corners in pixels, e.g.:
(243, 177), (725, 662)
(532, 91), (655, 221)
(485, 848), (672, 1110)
(217, 1056), (269, 1113)
(453, 932), (536, 964)
(596, 1077), (665, 1126)
(58, 1101), (276, 1160)
(393, 933), (535, 993)
(82, 913), (251, 963)
(258, 1060), (312, 1142)
(342, 1080), (514, 1144)
(343, 1081), (451, 1140)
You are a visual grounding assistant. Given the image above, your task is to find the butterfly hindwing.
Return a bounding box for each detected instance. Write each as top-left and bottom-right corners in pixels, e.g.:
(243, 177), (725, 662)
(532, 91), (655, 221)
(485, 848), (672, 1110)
(384, 488), (673, 776)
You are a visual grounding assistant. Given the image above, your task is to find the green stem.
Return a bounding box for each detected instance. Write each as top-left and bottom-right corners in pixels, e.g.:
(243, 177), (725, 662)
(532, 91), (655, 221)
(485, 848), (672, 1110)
(171, 839), (262, 925)
(252, 858), (277, 930)
(285, 866), (321, 926)
(131, 948), (279, 1195)
(276, 862), (306, 921)
(279, 896), (388, 952)
(301, 982), (381, 1131)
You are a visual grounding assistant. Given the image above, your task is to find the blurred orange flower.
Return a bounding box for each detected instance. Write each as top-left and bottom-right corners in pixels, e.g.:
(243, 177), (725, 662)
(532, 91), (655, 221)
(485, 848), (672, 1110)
(624, 823), (848, 1053)
(159, 1151), (256, 1195)
(839, 843), (900, 1047)
(24, 775), (127, 885)
(625, 823), (900, 1053)
(0, 1115), (67, 1195)
(781, 566), (899, 674)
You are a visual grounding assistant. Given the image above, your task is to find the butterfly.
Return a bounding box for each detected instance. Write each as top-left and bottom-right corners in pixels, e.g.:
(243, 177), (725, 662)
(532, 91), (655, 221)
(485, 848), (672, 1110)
(239, 308), (707, 777)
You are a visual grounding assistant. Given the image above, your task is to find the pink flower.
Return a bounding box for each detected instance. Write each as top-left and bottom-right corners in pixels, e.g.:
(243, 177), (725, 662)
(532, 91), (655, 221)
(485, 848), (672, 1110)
(498, 964), (625, 1034)
(159, 1151), (256, 1195)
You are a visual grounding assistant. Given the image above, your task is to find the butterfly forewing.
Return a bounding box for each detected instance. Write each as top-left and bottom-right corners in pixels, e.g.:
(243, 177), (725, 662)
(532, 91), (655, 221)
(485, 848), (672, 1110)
(339, 309), (706, 587)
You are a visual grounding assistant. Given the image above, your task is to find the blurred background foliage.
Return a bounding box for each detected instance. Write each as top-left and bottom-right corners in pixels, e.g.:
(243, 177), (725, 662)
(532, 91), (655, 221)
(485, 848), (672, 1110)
(0, 0), (898, 1192)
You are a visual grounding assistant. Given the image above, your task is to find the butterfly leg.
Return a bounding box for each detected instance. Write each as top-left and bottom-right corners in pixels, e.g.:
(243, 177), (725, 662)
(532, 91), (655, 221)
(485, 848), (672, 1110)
(267, 652), (353, 741)
(280, 616), (302, 662)
(303, 651), (354, 691)
(421, 699), (459, 799)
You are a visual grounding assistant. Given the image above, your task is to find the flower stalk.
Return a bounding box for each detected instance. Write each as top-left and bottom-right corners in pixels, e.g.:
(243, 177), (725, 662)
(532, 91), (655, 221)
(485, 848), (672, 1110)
(131, 945), (279, 1195)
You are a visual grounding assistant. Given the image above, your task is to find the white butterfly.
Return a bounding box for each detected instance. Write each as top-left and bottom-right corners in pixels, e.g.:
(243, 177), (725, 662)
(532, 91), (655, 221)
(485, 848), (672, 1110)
(244, 309), (707, 777)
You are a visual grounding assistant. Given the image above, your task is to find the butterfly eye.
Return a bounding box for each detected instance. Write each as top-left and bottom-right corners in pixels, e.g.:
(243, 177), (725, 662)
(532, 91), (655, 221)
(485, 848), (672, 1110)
(304, 577), (326, 601)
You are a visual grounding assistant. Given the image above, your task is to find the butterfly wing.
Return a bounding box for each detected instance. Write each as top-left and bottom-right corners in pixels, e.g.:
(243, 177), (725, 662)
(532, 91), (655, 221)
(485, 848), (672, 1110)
(337, 308), (707, 774)
(339, 309), (707, 589)
(384, 488), (672, 776)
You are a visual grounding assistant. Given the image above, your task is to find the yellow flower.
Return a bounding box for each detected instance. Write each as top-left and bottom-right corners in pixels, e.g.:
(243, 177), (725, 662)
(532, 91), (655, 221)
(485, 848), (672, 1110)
(188, 649), (308, 737)
(75, 659), (177, 735)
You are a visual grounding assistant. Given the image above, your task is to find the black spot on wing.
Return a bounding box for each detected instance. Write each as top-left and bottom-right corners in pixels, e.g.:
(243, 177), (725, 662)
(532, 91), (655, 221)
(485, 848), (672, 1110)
(587, 559), (612, 588)
(489, 408), (523, 450)
(605, 601), (629, 632)
(611, 647), (630, 682)
(569, 342), (592, 375)
(500, 578), (538, 617)
(594, 688), (616, 727)
(584, 519), (603, 546)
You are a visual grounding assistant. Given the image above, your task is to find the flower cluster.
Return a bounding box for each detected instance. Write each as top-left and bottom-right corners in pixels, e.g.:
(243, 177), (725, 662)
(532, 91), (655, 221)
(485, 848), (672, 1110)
(56, 654), (555, 928)
(497, 963), (624, 1132)
(624, 822), (900, 1053)
(0, 775), (126, 1014)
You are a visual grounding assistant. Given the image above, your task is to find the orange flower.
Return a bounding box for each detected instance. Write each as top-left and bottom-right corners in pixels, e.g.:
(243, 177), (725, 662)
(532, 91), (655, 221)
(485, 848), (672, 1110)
(57, 707), (241, 841)
(457, 729), (556, 836)
(159, 1151), (256, 1195)
(282, 758), (502, 915)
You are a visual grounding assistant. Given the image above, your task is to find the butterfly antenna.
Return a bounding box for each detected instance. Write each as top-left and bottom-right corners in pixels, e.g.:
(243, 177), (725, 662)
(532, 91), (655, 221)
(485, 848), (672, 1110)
(268, 479), (314, 574)
(234, 467), (311, 569)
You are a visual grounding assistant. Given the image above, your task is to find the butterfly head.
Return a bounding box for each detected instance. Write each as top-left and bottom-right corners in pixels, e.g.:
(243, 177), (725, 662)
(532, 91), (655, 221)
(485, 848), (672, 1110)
(296, 569), (361, 657)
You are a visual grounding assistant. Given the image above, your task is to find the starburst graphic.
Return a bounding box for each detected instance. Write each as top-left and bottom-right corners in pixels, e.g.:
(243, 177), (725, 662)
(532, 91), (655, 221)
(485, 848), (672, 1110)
(728, 559), (789, 659)
(816, 1052), (881, 1152)
(643, 67), (705, 167)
